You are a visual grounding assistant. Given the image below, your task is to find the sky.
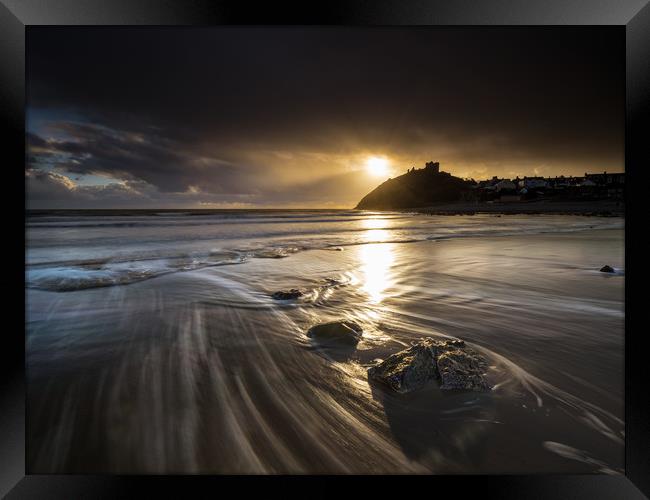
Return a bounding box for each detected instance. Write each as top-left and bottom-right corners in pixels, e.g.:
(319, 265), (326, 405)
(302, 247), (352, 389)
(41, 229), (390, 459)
(26, 27), (624, 209)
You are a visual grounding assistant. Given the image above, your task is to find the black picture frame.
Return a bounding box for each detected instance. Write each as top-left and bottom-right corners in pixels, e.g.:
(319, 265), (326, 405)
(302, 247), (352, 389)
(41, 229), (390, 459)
(3, 1), (649, 498)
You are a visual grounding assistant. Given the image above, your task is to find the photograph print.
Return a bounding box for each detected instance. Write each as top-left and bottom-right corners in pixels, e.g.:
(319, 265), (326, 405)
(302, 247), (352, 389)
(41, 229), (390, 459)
(26, 26), (625, 474)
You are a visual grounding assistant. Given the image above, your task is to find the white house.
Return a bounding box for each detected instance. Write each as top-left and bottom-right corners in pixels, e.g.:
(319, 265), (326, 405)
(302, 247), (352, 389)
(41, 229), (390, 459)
(494, 179), (516, 192)
(518, 177), (548, 189)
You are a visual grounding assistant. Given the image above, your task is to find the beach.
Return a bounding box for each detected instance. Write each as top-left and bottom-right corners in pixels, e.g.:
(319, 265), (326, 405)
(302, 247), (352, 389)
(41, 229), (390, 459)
(26, 210), (624, 473)
(413, 199), (624, 216)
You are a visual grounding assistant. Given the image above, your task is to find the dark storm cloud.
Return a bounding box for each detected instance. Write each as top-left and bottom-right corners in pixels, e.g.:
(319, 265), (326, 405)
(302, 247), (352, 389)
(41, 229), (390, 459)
(26, 27), (624, 207)
(26, 122), (265, 194)
(25, 168), (265, 209)
(25, 168), (149, 207)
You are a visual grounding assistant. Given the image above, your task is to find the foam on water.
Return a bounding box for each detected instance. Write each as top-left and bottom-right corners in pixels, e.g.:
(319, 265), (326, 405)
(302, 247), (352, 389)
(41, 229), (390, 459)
(26, 252), (247, 291)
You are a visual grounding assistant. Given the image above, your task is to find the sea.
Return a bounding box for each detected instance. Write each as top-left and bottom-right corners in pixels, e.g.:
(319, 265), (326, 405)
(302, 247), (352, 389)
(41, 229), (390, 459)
(25, 209), (625, 473)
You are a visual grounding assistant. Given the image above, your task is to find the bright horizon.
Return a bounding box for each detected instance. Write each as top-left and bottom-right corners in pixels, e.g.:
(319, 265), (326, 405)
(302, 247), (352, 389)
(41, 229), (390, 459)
(26, 163), (624, 211)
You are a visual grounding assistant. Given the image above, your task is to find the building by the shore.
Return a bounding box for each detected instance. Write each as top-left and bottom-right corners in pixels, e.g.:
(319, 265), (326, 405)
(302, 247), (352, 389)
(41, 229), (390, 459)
(398, 162), (624, 204)
(467, 171), (624, 202)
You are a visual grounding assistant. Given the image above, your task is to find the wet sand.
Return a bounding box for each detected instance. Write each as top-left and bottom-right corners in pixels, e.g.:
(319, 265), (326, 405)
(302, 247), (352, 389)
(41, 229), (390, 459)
(26, 221), (624, 474)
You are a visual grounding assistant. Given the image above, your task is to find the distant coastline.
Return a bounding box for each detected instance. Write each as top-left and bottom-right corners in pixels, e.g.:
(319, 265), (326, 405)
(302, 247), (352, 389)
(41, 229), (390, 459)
(26, 200), (625, 218)
(404, 199), (624, 217)
(355, 161), (625, 212)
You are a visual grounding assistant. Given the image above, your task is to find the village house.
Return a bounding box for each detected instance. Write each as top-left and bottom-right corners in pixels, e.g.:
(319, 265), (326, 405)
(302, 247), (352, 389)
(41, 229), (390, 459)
(469, 170), (624, 202)
(583, 171), (625, 199)
(495, 179), (516, 192)
(399, 162), (624, 203)
(517, 176), (548, 190)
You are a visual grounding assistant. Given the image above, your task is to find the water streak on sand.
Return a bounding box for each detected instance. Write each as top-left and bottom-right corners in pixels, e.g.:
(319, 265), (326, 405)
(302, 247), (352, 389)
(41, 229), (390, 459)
(26, 211), (624, 473)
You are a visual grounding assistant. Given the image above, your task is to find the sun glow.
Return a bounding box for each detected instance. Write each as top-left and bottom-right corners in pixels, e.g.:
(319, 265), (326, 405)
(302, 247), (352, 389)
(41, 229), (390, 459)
(366, 157), (389, 177)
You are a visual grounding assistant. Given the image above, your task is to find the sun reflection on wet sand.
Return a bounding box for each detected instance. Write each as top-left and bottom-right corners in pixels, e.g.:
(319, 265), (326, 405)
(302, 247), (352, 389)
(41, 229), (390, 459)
(359, 217), (395, 304)
(360, 243), (395, 303)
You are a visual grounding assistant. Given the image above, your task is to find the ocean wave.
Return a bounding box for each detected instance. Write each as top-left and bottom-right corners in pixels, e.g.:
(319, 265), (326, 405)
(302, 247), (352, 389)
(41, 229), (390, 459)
(243, 246), (305, 259)
(26, 215), (623, 292)
(26, 211), (409, 229)
(26, 253), (247, 292)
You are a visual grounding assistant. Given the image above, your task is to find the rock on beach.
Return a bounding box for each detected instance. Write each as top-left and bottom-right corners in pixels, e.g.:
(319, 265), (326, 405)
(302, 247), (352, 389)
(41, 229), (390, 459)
(272, 289), (303, 300)
(368, 338), (491, 393)
(307, 320), (363, 345)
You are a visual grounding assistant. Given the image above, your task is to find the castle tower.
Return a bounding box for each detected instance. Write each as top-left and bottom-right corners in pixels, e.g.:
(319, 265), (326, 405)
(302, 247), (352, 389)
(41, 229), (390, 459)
(425, 161), (440, 173)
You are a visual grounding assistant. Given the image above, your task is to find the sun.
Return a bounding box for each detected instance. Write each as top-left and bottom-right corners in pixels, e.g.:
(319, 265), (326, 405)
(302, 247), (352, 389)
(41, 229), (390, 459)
(366, 157), (389, 177)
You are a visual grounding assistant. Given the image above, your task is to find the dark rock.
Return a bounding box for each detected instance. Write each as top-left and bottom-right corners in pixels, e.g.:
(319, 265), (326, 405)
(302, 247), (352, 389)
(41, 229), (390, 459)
(307, 320), (363, 345)
(367, 342), (437, 393)
(599, 265), (615, 273)
(323, 277), (345, 286)
(272, 289), (303, 300)
(436, 349), (491, 391)
(368, 338), (491, 393)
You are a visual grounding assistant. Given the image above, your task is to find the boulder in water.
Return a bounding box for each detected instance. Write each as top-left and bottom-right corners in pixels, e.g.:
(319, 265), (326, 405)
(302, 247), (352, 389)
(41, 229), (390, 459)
(272, 289), (303, 300)
(368, 338), (491, 393)
(307, 320), (363, 345)
(599, 265), (615, 273)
